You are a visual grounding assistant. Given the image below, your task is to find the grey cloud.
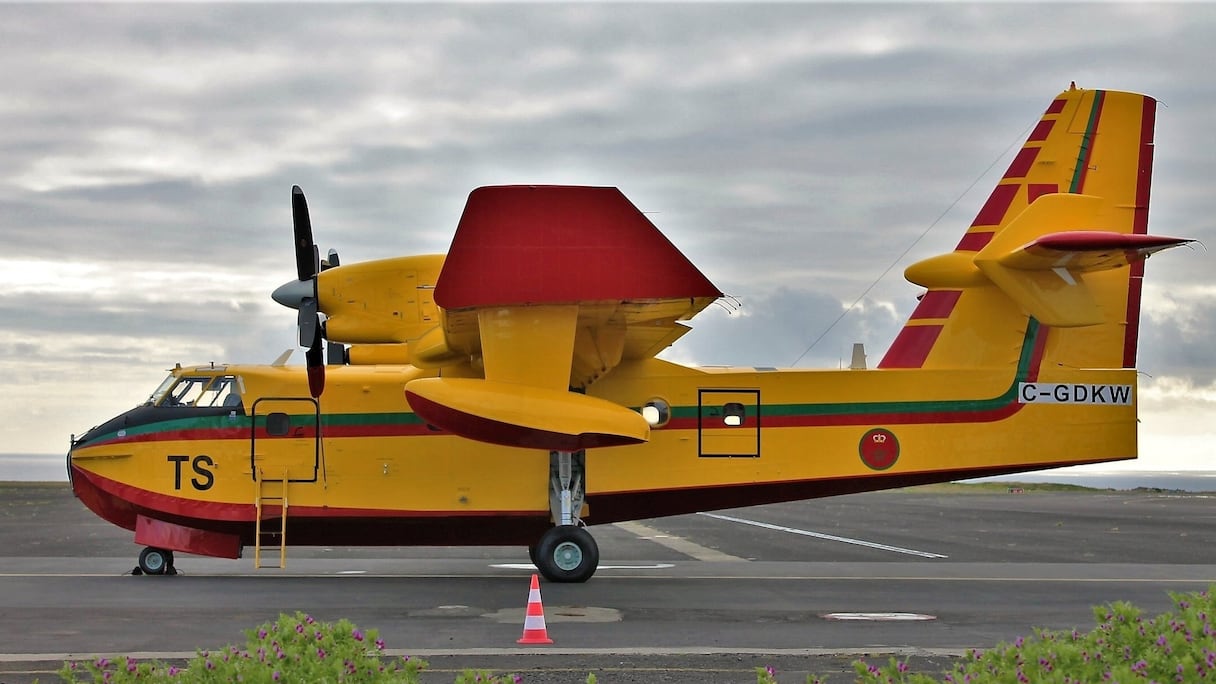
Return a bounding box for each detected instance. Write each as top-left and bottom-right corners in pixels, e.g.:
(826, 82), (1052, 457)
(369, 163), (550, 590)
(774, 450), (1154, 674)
(670, 286), (904, 369)
(1140, 295), (1216, 385)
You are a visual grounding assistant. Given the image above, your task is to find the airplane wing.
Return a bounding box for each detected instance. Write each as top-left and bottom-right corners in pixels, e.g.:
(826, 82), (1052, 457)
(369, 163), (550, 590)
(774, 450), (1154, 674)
(426, 185), (721, 372)
(406, 185), (722, 451)
(306, 185), (722, 451)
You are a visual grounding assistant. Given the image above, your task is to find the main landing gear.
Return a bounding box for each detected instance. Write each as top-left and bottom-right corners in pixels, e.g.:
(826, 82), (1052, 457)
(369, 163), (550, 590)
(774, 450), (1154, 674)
(134, 546), (177, 576)
(530, 450), (599, 583)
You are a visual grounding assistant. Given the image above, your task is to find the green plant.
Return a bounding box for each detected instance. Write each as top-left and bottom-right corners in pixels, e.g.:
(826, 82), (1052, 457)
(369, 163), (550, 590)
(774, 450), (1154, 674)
(850, 586), (1216, 683)
(59, 611), (425, 683)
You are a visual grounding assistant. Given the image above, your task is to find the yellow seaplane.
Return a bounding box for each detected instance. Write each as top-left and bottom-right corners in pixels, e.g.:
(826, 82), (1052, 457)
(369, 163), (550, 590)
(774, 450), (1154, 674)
(69, 86), (1192, 582)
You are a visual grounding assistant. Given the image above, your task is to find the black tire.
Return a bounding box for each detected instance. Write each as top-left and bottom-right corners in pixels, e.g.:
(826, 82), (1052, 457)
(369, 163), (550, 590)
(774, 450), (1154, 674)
(138, 547), (172, 576)
(534, 526), (598, 583)
(527, 544), (539, 567)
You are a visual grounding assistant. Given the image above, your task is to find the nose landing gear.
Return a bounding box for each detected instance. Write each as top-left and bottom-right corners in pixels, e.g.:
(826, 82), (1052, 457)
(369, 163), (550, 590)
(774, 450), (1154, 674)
(134, 546), (177, 576)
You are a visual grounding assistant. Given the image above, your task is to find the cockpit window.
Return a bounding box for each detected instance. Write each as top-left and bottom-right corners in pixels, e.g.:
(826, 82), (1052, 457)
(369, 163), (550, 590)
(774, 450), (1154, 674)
(152, 375), (242, 408)
(146, 374), (179, 406)
(197, 376), (241, 408)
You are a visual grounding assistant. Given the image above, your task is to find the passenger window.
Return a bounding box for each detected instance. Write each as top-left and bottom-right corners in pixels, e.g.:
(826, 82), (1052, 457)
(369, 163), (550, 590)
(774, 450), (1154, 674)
(722, 402), (746, 427)
(641, 398), (671, 427)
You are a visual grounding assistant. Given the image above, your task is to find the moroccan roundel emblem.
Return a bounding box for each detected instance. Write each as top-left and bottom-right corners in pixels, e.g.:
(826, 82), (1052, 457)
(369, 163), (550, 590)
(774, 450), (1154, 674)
(859, 428), (899, 470)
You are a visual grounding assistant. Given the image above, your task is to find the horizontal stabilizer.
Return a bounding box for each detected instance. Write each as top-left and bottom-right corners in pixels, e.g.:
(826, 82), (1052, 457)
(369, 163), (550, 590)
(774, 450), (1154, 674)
(405, 377), (650, 451)
(908, 193), (1193, 328)
(998, 231), (1193, 272)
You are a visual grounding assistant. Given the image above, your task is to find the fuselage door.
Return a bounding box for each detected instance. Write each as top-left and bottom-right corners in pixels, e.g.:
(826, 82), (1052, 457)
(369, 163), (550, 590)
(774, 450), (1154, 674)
(250, 397), (321, 483)
(698, 389), (760, 458)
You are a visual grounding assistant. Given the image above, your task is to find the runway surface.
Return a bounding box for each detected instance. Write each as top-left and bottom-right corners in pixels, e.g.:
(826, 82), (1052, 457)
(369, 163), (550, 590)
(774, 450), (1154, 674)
(2, 482), (1215, 682)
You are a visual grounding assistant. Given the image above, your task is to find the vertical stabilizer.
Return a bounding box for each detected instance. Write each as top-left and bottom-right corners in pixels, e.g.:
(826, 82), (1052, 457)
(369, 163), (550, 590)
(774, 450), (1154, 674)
(880, 86), (1159, 371)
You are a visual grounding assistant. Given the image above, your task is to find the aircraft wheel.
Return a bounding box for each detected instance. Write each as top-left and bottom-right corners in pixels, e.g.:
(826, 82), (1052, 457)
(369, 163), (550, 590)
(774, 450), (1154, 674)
(527, 544), (539, 567)
(534, 526), (598, 583)
(138, 547), (173, 576)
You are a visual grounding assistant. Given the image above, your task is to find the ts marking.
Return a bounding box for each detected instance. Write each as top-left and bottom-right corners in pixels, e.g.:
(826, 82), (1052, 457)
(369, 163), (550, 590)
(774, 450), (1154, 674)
(168, 455), (215, 491)
(1017, 383), (1133, 406)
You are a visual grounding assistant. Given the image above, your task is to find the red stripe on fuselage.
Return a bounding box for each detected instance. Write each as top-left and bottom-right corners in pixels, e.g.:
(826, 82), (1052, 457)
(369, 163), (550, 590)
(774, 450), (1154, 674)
(70, 466), (550, 549)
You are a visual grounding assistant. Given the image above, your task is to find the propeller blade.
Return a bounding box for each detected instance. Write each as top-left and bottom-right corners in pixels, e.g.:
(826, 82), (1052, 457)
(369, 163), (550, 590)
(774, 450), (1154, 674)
(289, 184), (328, 398)
(305, 324), (325, 398)
(324, 248), (340, 270)
(298, 298), (318, 347)
(292, 185), (318, 281)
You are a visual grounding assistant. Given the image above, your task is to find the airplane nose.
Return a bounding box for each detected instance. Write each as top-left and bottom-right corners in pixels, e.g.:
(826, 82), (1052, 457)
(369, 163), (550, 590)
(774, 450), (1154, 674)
(271, 279), (314, 310)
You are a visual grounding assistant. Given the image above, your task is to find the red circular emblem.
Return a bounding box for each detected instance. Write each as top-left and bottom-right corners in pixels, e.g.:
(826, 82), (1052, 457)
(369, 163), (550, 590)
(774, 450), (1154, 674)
(859, 428), (899, 470)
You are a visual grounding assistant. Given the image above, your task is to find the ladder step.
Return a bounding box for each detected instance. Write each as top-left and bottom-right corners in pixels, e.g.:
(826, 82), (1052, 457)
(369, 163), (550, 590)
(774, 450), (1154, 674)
(254, 471), (290, 569)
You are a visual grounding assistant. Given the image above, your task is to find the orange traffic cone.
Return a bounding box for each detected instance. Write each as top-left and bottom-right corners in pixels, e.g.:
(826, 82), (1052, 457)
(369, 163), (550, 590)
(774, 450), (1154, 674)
(517, 573), (554, 644)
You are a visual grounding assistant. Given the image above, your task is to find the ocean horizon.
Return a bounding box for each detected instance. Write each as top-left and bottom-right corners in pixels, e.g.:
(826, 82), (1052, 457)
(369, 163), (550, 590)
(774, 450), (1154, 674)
(12, 452), (1216, 492)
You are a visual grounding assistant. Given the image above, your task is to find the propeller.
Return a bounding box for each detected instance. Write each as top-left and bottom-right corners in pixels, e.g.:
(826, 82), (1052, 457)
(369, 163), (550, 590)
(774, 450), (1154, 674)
(272, 185), (327, 398)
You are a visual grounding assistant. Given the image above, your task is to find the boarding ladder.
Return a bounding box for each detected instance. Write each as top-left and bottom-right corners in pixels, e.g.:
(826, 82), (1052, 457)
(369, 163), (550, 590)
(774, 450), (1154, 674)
(254, 468), (289, 569)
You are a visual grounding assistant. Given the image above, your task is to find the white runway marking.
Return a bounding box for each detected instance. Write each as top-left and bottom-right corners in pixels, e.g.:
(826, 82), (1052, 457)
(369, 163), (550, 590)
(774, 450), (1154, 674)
(490, 563), (674, 571)
(698, 512), (948, 559)
(822, 612), (936, 621)
(614, 520), (748, 562)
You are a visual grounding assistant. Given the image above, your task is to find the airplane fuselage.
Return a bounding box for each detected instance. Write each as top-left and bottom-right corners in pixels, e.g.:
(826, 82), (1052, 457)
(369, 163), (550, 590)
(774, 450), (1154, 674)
(69, 341), (1136, 558)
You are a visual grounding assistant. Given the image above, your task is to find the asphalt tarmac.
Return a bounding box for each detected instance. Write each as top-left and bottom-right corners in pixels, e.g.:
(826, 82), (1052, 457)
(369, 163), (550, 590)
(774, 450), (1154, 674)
(2, 482), (1214, 683)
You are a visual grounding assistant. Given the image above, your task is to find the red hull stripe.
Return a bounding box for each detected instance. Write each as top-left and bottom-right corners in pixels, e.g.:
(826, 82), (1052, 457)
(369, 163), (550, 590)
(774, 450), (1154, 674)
(73, 467), (542, 526)
(1046, 98), (1067, 115)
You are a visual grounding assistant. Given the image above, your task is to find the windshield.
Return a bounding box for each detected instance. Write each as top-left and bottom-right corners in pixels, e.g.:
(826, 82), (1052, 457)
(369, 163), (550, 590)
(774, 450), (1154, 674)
(150, 374), (242, 408)
(145, 374), (178, 406)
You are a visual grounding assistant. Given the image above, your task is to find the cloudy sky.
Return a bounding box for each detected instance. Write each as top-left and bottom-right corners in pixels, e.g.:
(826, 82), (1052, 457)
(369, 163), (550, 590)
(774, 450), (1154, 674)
(2, 3), (1213, 474)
